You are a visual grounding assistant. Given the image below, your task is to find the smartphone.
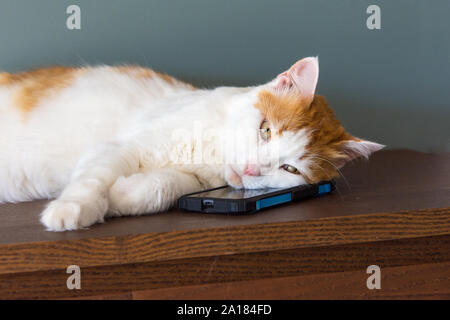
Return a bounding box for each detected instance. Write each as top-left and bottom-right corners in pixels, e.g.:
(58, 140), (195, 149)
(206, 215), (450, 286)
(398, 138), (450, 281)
(177, 181), (334, 214)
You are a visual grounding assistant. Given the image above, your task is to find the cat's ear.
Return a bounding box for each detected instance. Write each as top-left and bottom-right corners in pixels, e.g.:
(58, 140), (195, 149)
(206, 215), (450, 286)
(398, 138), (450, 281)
(274, 57), (319, 103)
(335, 138), (385, 168)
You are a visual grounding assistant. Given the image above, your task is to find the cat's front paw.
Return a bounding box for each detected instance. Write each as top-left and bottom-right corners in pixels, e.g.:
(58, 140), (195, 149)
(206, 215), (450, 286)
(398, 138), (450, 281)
(40, 198), (107, 231)
(224, 165), (244, 188)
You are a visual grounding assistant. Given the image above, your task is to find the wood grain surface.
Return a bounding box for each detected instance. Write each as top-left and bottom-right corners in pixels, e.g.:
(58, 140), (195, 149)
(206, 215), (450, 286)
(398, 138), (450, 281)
(131, 261), (450, 300)
(0, 150), (448, 299)
(0, 207), (448, 275)
(1, 235), (448, 299)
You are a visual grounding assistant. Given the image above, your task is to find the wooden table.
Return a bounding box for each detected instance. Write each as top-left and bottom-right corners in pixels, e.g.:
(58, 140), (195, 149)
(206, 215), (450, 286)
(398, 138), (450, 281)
(0, 150), (449, 299)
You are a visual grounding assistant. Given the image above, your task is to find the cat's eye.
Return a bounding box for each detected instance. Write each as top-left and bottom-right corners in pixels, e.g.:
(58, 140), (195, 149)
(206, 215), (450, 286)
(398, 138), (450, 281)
(281, 164), (300, 174)
(260, 120), (271, 141)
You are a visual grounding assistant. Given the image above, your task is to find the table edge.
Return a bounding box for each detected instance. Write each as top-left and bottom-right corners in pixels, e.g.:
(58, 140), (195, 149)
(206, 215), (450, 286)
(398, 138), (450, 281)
(0, 206), (449, 275)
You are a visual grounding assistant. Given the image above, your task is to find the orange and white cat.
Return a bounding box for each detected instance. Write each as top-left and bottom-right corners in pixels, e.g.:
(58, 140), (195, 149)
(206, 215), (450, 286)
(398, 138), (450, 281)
(0, 57), (383, 231)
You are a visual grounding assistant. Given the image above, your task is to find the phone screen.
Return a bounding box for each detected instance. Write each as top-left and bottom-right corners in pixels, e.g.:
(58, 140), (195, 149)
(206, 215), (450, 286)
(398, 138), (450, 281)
(188, 187), (284, 200)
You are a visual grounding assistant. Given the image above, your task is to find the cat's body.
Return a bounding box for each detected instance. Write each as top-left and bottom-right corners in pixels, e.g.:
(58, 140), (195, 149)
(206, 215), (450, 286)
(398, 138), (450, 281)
(0, 58), (383, 231)
(0, 66), (230, 202)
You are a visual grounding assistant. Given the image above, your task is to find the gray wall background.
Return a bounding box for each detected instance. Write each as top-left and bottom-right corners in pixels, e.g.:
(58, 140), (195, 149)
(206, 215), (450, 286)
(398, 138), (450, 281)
(1, 0), (449, 152)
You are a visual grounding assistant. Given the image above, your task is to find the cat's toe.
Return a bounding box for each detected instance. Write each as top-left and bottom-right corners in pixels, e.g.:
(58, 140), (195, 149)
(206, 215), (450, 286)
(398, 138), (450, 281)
(40, 199), (105, 231)
(40, 200), (82, 231)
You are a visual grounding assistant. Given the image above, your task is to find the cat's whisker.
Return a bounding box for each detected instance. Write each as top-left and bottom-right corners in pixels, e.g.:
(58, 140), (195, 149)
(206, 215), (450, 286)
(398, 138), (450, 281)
(307, 161), (345, 200)
(307, 155), (352, 195)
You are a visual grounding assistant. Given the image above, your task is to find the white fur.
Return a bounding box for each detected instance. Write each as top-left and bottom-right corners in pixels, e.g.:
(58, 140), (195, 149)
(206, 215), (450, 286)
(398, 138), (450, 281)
(0, 59), (381, 231)
(0, 66), (298, 230)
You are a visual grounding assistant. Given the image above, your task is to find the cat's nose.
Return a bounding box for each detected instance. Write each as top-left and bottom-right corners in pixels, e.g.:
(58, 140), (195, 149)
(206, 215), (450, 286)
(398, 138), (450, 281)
(244, 164), (261, 176)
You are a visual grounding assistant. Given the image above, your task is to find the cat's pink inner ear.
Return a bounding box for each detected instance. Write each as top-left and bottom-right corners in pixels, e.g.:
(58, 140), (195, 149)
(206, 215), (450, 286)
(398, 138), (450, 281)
(275, 57), (319, 100)
(275, 72), (291, 89)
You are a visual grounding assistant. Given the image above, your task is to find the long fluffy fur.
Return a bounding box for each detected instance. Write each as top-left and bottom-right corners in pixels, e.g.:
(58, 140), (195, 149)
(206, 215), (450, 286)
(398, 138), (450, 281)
(0, 58), (383, 231)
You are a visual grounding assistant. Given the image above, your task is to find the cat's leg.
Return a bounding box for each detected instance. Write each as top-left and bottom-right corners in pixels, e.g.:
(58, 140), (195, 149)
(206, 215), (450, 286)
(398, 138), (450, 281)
(40, 142), (140, 231)
(107, 168), (203, 216)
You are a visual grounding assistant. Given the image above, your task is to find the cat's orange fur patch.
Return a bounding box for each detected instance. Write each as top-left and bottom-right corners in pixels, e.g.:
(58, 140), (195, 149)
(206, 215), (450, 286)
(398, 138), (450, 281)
(2, 66), (80, 113)
(255, 90), (356, 183)
(0, 72), (12, 85)
(114, 65), (197, 90)
(114, 65), (156, 80)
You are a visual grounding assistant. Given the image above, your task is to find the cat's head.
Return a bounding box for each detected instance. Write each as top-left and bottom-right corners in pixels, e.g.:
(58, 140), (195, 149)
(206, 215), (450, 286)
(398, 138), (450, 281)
(224, 57), (384, 189)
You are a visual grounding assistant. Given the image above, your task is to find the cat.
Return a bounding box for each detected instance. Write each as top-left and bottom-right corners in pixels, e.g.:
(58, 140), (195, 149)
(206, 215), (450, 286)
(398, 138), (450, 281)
(0, 57), (384, 231)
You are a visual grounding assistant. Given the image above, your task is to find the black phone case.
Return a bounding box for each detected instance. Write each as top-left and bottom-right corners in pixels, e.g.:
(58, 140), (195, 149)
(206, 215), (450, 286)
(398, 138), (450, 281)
(177, 181), (334, 215)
